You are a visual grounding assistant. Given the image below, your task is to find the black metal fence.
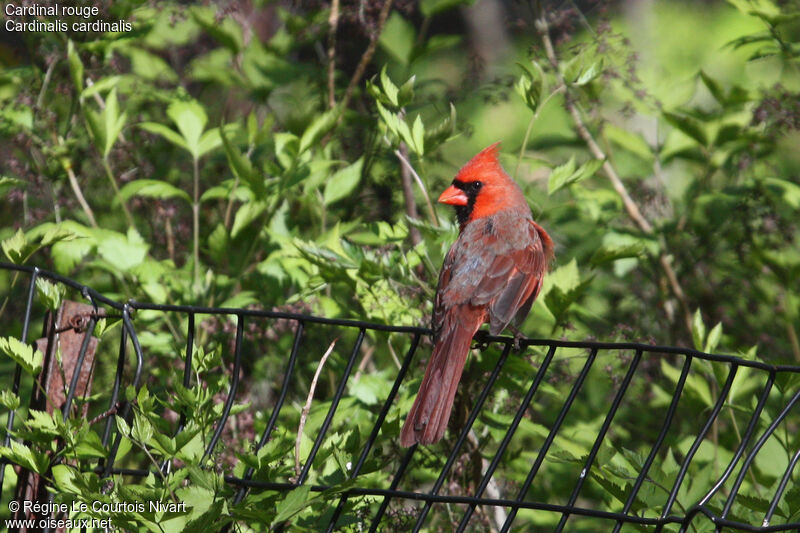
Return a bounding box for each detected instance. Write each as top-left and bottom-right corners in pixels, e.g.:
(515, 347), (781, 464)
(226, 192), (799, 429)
(1, 263), (800, 531)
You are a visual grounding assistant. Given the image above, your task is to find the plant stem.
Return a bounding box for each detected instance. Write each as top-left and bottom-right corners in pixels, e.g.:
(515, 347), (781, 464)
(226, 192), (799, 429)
(397, 142), (422, 245)
(394, 146), (439, 227)
(514, 113), (536, 180)
(64, 160), (97, 227)
(514, 86), (563, 180)
(536, 14), (693, 334)
(103, 157), (135, 228)
(327, 0), (340, 109)
(192, 156), (201, 288)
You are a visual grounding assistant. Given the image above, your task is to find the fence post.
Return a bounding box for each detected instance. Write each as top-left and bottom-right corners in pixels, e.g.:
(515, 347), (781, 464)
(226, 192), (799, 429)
(12, 300), (101, 529)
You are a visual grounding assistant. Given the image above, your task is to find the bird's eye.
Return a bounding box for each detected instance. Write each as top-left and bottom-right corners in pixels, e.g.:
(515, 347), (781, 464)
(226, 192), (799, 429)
(472, 181), (482, 191)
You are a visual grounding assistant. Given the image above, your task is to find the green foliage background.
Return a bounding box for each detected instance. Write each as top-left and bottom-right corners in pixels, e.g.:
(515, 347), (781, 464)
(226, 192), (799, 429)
(1, 0), (800, 530)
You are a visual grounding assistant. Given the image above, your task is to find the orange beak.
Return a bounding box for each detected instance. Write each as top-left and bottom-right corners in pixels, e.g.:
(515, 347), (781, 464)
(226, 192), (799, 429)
(438, 185), (468, 206)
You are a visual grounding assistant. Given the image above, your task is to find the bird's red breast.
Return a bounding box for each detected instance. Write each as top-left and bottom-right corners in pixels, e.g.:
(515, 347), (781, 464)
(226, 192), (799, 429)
(400, 143), (553, 446)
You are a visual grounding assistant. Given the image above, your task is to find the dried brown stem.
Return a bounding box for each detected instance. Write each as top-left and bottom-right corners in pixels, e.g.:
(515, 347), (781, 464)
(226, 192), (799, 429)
(537, 15), (693, 333)
(327, 0), (340, 109)
(64, 163), (97, 227)
(394, 146), (439, 228)
(295, 338), (338, 478)
(340, 0), (394, 115)
(397, 143), (422, 245)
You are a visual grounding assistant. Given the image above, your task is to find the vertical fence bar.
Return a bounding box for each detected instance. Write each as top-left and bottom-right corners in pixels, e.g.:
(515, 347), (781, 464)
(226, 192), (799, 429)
(325, 333), (422, 533)
(203, 314), (245, 459)
(60, 317), (98, 421)
(659, 364), (738, 521)
(612, 354), (693, 533)
(695, 372), (774, 509)
(0, 268), (38, 500)
(554, 349), (643, 533)
(368, 446), (418, 533)
(718, 387), (800, 523)
(296, 328), (366, 485)
(763, 447), (800, 527)
(499, 347), (599, 533)
(411, 341), (514, 532)
(103, 304), (145, 477)
(232, 320), (305, 508)
(456, 343), (558, 532)
(101, 323), (128, 448)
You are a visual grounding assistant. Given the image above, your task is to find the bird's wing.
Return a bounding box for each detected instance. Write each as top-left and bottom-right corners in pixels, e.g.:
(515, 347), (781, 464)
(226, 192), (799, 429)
(436, 215), (548, 336)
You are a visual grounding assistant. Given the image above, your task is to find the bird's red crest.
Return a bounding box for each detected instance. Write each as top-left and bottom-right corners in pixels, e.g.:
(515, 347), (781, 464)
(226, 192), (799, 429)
(454, 142), (503, 184)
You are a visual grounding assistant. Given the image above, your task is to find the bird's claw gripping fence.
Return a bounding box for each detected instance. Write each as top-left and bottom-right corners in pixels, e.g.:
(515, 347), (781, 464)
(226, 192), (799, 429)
(1, 264), (800, 532)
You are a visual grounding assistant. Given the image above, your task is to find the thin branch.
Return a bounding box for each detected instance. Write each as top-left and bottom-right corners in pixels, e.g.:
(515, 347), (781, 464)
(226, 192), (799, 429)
(295, 338), (338, 478)
(327, 0), (340, 109)
(64, 163), (97, 227)
(397, 143), (422, 245)
(353, 344), (376, 383)
(536, 15), (693, 333)
(36, 58), (57, 110)
(339, 0), (394, 115)
(394, 146), (439, 227)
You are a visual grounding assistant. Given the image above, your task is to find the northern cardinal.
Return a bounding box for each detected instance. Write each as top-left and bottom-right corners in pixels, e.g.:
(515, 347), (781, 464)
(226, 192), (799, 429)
(400, 143), (553, 447)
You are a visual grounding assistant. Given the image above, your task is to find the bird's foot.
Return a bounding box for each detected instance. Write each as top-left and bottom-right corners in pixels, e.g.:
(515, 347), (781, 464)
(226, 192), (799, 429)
(507, 324), (526, 352)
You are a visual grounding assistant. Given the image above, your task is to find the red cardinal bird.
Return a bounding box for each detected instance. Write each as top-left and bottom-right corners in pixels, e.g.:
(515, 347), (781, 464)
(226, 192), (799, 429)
(400, 143), (553, 447)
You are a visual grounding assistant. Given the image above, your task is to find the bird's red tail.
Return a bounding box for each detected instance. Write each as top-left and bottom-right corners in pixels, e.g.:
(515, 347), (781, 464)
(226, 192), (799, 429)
(400, 306), (483, 446)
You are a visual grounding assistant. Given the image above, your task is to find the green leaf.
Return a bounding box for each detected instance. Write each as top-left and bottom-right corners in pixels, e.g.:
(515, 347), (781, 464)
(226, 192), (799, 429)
(67, 40), (84, 93)
(323, 157), (364, 205)
(0, 176), (24, 197)
(397, 75), (416, 107)
(604, 125), (652, 161)
(119, 179), (192, 205)
(272, 485), (312, 525)
(420, 0), (467, 16)
(96, 229), (149, 272)
(380, 66), (399, 107)
(705, 322), (722, 353)
(663, 111), (708, 147)
(231, 201), (267, 238)
(548, 157), (603, 194)
(574, 59), (604, 86)
(197, 127), (222, 158)
(116, 415), (131, 437)
(547, 156), (576, 194)
(764, 177), (800, 209)
(378, 13), (415, 65)
(102, 88), (127, 158)
(0, 336), (43, 375)
(131, 412), (154, 444)
(410, 115), (425, 155)
(52, 464), (85, 494)
(0, 390), (20, 410)
(167, 100), (209, 160)
(81, 75), (122, 101)
(140, 122), (188, 152)
(36, 278), (64, 311)
(692, 309), (706, 351)
(221, 126), (263, 196)
(299, 108), (339, 154)
(0, 440), (49, 474)
(2, 228), (32, 263)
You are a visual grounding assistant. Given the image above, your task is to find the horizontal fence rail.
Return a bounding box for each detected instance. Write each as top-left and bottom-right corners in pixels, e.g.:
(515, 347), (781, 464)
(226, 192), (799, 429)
(1, 263), (800, 532)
